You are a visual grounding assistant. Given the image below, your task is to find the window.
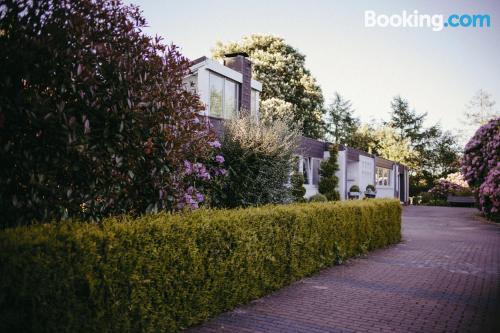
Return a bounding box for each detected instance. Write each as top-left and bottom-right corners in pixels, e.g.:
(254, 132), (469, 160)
(209, 72), (239, 119)
(224, 80), (238, 119)
(312, 159), (320, 185)
(251, 89), (259, 116)
(209, 73), (223, 118)
(302, 158), (310, 185)
(376, 167), (391, 186)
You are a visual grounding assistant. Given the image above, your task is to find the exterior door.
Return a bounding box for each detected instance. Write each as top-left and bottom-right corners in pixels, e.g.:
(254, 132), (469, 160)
(399, 173), (405, 202)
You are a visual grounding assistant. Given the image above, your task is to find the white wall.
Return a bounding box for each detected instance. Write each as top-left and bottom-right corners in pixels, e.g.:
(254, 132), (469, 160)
(359, 155), (374, 198)
(336, 150), (346, 200)
(376, 165), (397, 198)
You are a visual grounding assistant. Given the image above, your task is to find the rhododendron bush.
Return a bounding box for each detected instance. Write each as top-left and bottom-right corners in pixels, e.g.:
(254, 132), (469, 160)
(0, 0), (223, 226)
(461, 117), (500, 221)
(428, 172), (471, 200)
(478, 165), (500, 222)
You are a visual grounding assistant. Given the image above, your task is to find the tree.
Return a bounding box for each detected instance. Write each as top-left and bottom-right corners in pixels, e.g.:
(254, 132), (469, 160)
(260, 97), (300, 131)
(325, 92), (360, 146)
(364, 126), (419, 170)
(464, 89), (498, 126)
(385, 96), (461, 195)
(318, 144), (340, 201)
(0, 0), (221, 226)
(212, 34), (325, 139)
(212, 116), (300, 207)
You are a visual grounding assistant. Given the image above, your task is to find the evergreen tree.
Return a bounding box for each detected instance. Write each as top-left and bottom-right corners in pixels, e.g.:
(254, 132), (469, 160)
(290, 172), (306, 202)
(325, 92), (360, 145)
(318, 145), (340, 201)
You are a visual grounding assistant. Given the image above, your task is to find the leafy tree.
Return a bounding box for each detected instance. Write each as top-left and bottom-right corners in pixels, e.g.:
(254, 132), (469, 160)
(212, 34), (325, 139)
(290, 172), (306, 202)
(0, 0), (221, 226)
(361, 126), (419, 170)
(385, 96), (461, 195)
(260, 97), (300, 131)
(325, 92), (360, 146)
(212, 116), (300, 207)
(318, 144), (340, 200)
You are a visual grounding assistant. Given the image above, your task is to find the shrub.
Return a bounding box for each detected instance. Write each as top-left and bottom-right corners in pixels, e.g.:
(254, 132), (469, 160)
(0, 0), (221, 227)
(366, 184), (376, 192)
(290, 172), (306, 202)
(461, 117), (500, 188)
(349, 185), (360, 193)
(308, 194), (327, 202)
(478, 165), (500, 222)
(318, 144), (340, 200)
(461, 118), (499, 220)
(212, 116), (300, 207)
(428, 179), (470, 200)
(0, 199), (401, 333)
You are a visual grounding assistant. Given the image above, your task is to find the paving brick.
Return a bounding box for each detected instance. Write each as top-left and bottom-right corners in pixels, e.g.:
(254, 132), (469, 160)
(186, 206), (500, 333)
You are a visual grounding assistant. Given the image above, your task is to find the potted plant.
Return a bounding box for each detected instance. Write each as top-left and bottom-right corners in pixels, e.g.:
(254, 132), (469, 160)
(348, 185), (360, 199)
(365, 184), (377, 198)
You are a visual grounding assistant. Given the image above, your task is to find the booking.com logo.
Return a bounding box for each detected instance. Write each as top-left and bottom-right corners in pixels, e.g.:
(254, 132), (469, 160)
(365, 10), (491, 31)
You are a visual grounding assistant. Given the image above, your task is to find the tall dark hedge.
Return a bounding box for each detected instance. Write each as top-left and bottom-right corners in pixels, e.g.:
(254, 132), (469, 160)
(0, 0), (218, 226)
(0, 199), (402, 332)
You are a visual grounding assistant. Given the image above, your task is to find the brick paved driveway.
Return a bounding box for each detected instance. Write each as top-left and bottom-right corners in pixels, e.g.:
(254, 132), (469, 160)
(186, 206), (500, 333)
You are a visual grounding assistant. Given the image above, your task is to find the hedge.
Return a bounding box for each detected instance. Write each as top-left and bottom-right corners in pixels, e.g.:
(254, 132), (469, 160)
(0, 199), (401, 333)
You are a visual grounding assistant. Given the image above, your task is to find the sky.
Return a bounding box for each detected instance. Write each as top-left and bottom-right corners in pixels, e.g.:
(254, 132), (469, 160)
(125, 0), (500, 133)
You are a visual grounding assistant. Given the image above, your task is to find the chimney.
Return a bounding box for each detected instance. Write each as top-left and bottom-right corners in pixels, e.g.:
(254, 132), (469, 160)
(224, 52), (252, 115)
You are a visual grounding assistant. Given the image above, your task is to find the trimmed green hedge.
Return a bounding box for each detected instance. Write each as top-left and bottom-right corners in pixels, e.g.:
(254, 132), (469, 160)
(0, 199), (401, 333)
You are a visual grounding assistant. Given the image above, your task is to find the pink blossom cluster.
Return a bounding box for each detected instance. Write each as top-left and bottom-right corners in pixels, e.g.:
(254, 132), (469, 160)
(178, 139), (227, 210)
(461, 117), (500, 188)
(178, 186), (205, 210)
(428, 179), (468, 200)
(461, 117), (500, 221)
(478, 164), (500, 222)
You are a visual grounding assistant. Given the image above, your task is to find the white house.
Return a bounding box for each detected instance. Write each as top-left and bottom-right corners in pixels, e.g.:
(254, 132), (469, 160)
(186, 54), (410, 203)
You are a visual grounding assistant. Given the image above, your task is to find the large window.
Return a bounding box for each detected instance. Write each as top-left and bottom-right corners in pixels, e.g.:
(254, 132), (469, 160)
(376, 167), (391, 186)
(251, 89), (260, 117)
(300, 157), (320, 186)
(209, 72), (239, 119)
(312, 159), (320, 185)
(302, 158), (310, 185)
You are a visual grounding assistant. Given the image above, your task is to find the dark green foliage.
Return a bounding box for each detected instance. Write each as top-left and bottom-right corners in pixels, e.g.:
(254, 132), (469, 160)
(318, 144), (340, 200)
(349, 185), (360, 192)
(0, 0), (218, 227)
(308, 194), (327, 202)
(0, 199), (401, 333)
(387, 96), (461, 195)
(290, 172), (306, 202)
(325, 92), (360, 145)
(366, 185), (376, 192)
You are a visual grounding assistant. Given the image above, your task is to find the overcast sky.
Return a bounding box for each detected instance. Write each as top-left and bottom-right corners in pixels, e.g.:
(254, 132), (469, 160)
(126, 0), (500, 133)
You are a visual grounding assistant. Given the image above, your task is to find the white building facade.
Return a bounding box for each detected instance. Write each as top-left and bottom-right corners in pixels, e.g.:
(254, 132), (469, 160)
(186, 54), (410, 203)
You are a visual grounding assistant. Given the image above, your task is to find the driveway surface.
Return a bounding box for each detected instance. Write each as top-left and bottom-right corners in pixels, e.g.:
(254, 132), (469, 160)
(187, 206), (500, 333)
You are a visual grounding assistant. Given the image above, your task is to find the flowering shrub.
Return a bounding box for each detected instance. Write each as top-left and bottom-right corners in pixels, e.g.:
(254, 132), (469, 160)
(428, 172), (472, 200)
(478, 165), (500, 222)
(461, 117), (500, 220)
(212, 116), (300, 207)
(0, 0), (222, 226)
(428, 180), (465, 200)
(461, 117), (500, 188)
